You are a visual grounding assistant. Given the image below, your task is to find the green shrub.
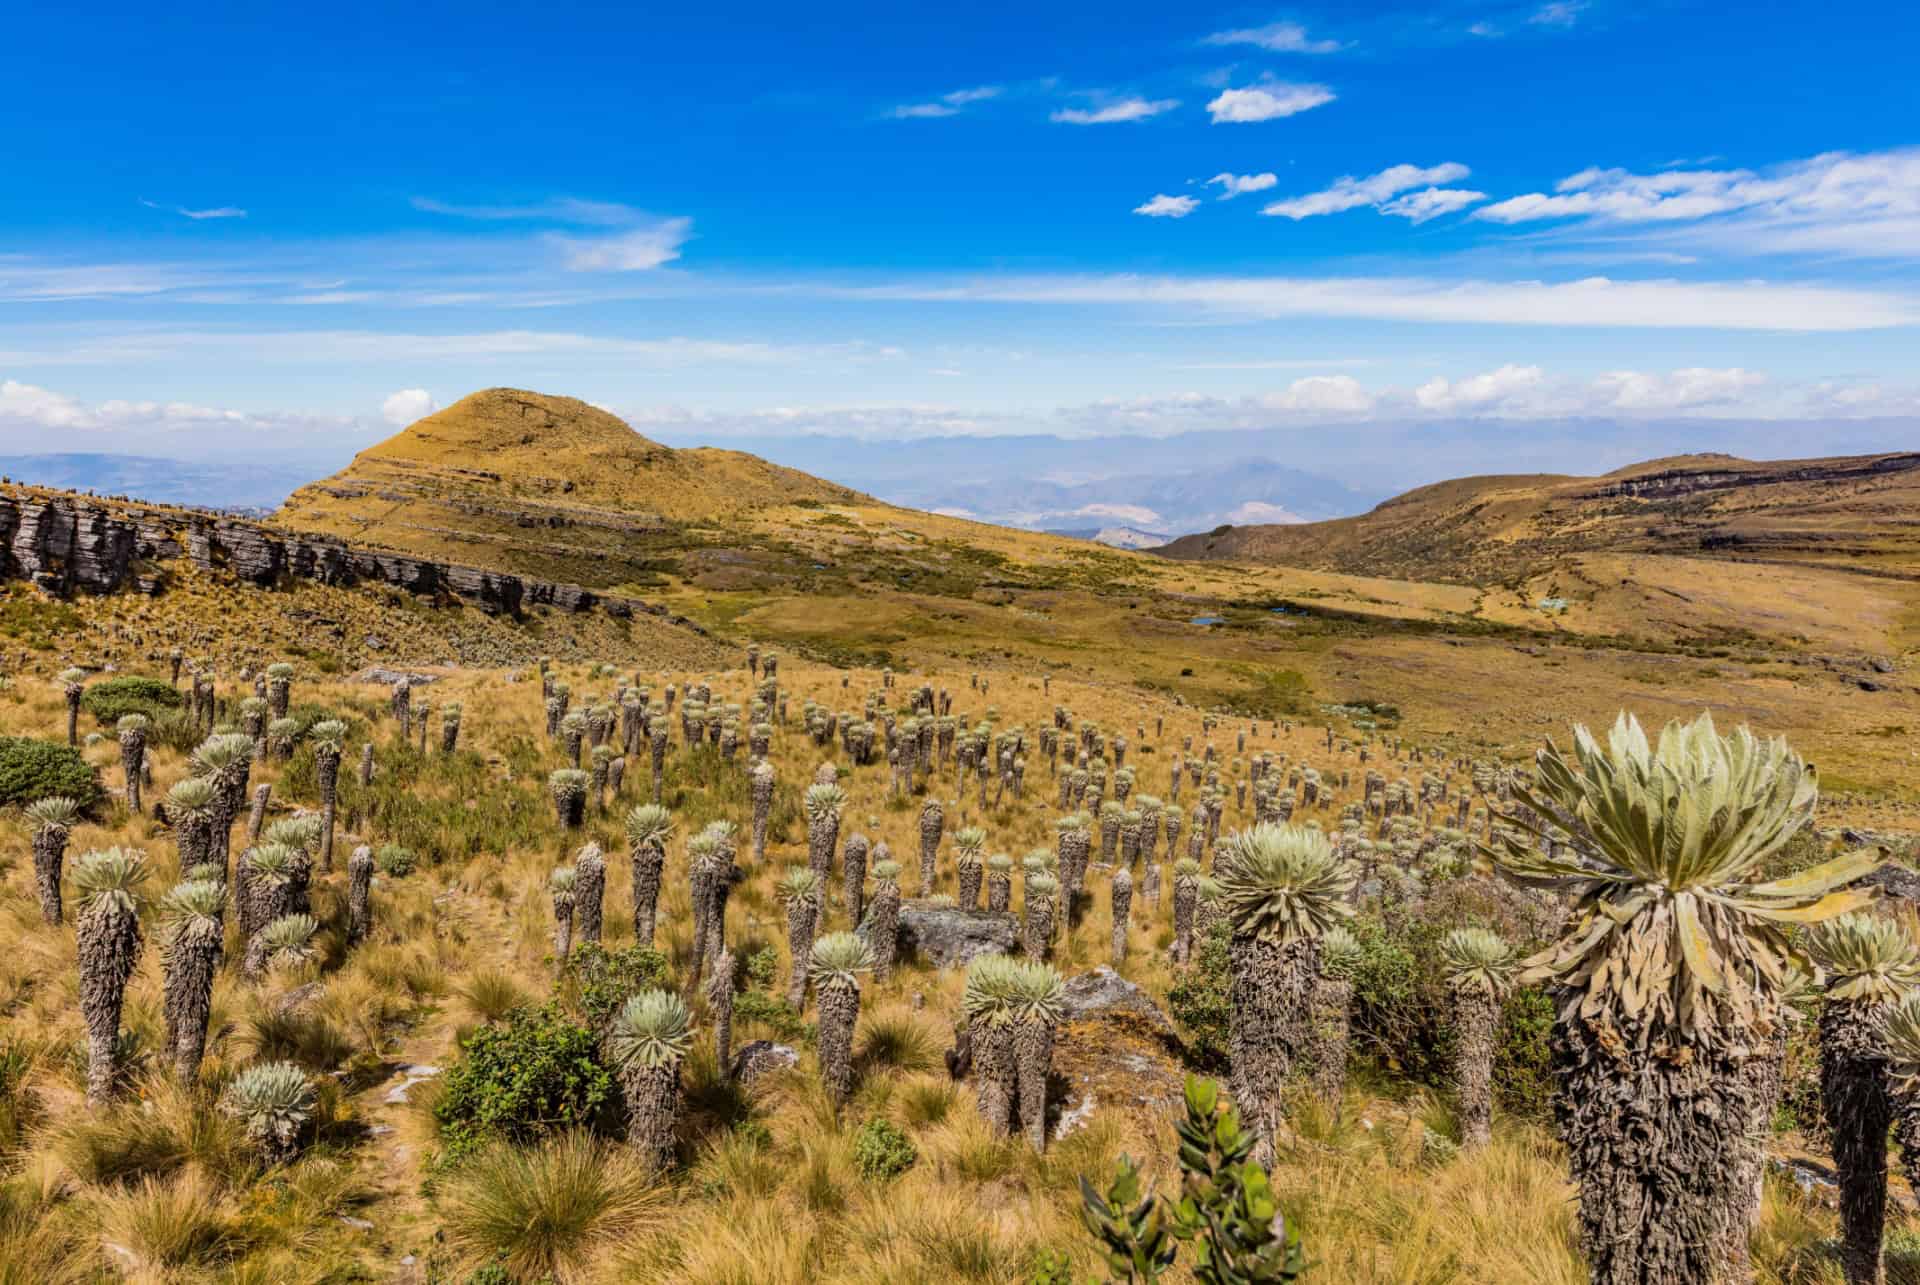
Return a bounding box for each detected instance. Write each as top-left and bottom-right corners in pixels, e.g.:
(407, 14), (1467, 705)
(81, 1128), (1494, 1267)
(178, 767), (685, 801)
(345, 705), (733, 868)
(742, 946), (778, 990)
(434, 1005), (615, 1163)
(852, 1117), (917, 1181)
(144, 710), (206, 753)
(465, 1267), (511, 1285)
(79, 675), (181, 726)
(0, 736), (100, 808)
(561, 943), (671, 1033)
(733, 989), (808, 1042)
(1493, 986), (1555, 1118)
(1166, 921), (1231, 1069)
(376, 844), (417, 877)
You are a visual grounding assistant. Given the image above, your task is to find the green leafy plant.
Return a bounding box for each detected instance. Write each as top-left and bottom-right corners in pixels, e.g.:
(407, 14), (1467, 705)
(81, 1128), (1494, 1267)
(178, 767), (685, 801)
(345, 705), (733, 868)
(375, 844), (417, 877)
(1073, 1076), (1304, 1283)
(1166, 921), (1232, 1069)
(80, 675), (183, 726)
(0, 736), (99, 808)
(851, 1117), (917, 1181)
(562, 943), (671, 1033)
(434, 1005), (615, 1164)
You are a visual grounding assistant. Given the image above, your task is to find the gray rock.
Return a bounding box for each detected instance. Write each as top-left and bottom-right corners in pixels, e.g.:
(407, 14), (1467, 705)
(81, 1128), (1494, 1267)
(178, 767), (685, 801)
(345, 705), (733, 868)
(731, 1040), (799, 1083)
(883, 899), (1020, 968)
(1059, 966), (1183, 1044)
(1873, 657), (1896, 674)
(355, 667), (439, 687)
(1864, 862), (1920, 902)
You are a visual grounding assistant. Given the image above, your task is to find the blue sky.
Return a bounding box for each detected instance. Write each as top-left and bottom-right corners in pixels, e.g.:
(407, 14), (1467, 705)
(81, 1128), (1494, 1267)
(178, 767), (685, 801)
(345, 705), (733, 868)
(3, 0), (1918, 488)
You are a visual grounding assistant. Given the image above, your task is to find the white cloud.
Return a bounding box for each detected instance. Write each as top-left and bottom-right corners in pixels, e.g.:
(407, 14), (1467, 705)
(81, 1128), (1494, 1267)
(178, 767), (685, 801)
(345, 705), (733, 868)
(1591, 367), (1766, 410)
(1134, 194), (1200, 218)
(1273, 374), (1374, 412)
(1051, 97), (1180, 124)
(1528, 1), (1588, 26)
(1074, 501), (1164, 525)
(1228, 500), (1307, 524)
(1202, 21), (1342, 53)
(1262, 162), (1475, 219)
(0, 379), (345, 440)
(840, 271), (1920, 331)
(1206, 82), (1335, 124)
(1468, 21), (1501, 36)
(409, 196), (696, 272)
(1415, 364), (1546, 411)
(0, 329), (897, 370)
(411, 196), (640, 225)
(1412, 364), (1778, 417)
(140, 198), (246, 220)
(1378, 187), (1487, 222)
(381, 388), (438, 426)
(1208, 172), (1279, 199)
(888, 86), (1001, 119)
(547, 217), (694, 271)
(1474, 148), (1920, 256)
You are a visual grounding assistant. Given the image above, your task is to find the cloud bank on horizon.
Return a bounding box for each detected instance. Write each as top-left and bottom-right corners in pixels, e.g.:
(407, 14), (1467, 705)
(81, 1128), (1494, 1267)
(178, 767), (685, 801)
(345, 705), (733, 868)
(1, 0), (1916, 497)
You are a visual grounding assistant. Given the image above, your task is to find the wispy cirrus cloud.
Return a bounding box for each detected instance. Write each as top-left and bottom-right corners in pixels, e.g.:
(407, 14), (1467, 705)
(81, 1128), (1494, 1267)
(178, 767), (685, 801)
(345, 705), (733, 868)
(837, 271), (1920, 332)
(413, 195), (695, 271)
(1261, 162), (1483, 221)
(1205, 80), (1335, 123)
(886, 86), (1001, 119)
(1528, 1), (1589, 27)
(139, 198), (246, 220)
(1474, 148), (1920, 257)
(1201, 21), (1342, 53)
(1050, 96), (1180, 125)
(409, 196), (640, 225)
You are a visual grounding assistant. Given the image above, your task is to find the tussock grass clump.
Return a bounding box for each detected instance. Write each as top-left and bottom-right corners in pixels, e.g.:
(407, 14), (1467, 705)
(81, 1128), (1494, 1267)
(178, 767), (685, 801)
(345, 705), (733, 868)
(437, 1132), (667, 1280)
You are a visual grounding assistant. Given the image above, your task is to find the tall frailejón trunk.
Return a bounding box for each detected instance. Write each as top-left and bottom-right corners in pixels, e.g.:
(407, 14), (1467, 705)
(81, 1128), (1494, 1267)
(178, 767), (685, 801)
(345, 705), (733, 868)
(1823, 997), (1893, 1285)
(1452, 982), (1500, 1148)
(78, 901), (141, 1105)
(1227, 932), (1317, 1158)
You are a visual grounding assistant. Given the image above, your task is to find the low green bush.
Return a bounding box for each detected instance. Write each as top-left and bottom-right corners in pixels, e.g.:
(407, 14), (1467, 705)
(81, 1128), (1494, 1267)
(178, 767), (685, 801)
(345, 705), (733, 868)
(376, 844), (417, 877)
(1166, 921), (1232, 1070)
(79, 675), (181, 727)
(852, 1117), (917, 1181)
(0, 736), (99, 808)
(434, 1005), (615, 1164)
(560, 943), (670, 1033)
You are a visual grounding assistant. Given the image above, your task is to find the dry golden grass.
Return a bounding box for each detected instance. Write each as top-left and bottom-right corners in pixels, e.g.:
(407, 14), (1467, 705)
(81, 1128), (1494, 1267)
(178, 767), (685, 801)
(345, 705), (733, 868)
(0, 645), (1904, 1281)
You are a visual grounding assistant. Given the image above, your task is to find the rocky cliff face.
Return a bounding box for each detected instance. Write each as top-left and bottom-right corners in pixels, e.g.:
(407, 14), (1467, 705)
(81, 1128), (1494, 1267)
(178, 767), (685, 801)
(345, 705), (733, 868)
(1573, 453), (1920, 502)
(0, 485), (707, 632)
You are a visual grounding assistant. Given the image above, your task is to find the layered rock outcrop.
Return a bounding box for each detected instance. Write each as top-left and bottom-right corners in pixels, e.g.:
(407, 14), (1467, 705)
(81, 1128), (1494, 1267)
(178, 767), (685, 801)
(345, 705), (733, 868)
(0, 485), (706, 631)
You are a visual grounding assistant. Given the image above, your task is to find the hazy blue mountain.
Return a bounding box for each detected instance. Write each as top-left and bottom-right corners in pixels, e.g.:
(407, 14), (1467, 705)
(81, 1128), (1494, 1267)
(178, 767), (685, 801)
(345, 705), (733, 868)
(0, 454), (320, 510)
(656, 431), (1386, 536)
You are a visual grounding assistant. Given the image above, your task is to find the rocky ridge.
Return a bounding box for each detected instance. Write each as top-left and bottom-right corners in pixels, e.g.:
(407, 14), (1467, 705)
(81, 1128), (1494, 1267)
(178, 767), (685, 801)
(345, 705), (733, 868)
(0, 484), (708, 632)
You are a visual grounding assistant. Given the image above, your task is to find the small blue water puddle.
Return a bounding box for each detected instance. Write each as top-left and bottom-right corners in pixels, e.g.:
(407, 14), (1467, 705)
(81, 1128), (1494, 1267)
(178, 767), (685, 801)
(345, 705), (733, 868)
(1190, 615), (1227, 626)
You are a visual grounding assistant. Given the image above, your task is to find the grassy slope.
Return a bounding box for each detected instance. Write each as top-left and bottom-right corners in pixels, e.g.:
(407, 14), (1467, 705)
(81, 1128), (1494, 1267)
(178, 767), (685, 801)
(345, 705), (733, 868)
(1156, 450), (1920, 585)
(261, 390), (1920, 810)
(0, 655), (1904, 1283)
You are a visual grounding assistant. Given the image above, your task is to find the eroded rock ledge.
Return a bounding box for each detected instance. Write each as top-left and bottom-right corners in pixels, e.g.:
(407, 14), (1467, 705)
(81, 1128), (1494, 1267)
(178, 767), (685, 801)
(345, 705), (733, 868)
(0, 485), (708, 632)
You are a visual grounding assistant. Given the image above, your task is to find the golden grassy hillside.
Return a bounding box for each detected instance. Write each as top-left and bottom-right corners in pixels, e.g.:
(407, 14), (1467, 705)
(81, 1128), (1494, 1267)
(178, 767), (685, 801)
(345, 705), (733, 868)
(1157, 450), (1920, 586)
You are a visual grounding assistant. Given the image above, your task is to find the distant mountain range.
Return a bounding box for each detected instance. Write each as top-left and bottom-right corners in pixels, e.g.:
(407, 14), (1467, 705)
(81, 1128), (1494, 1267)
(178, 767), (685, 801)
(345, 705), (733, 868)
(668, 432), (1384, 537)
(0, 454), (316, 511)
(0, 432), (1385, 542)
